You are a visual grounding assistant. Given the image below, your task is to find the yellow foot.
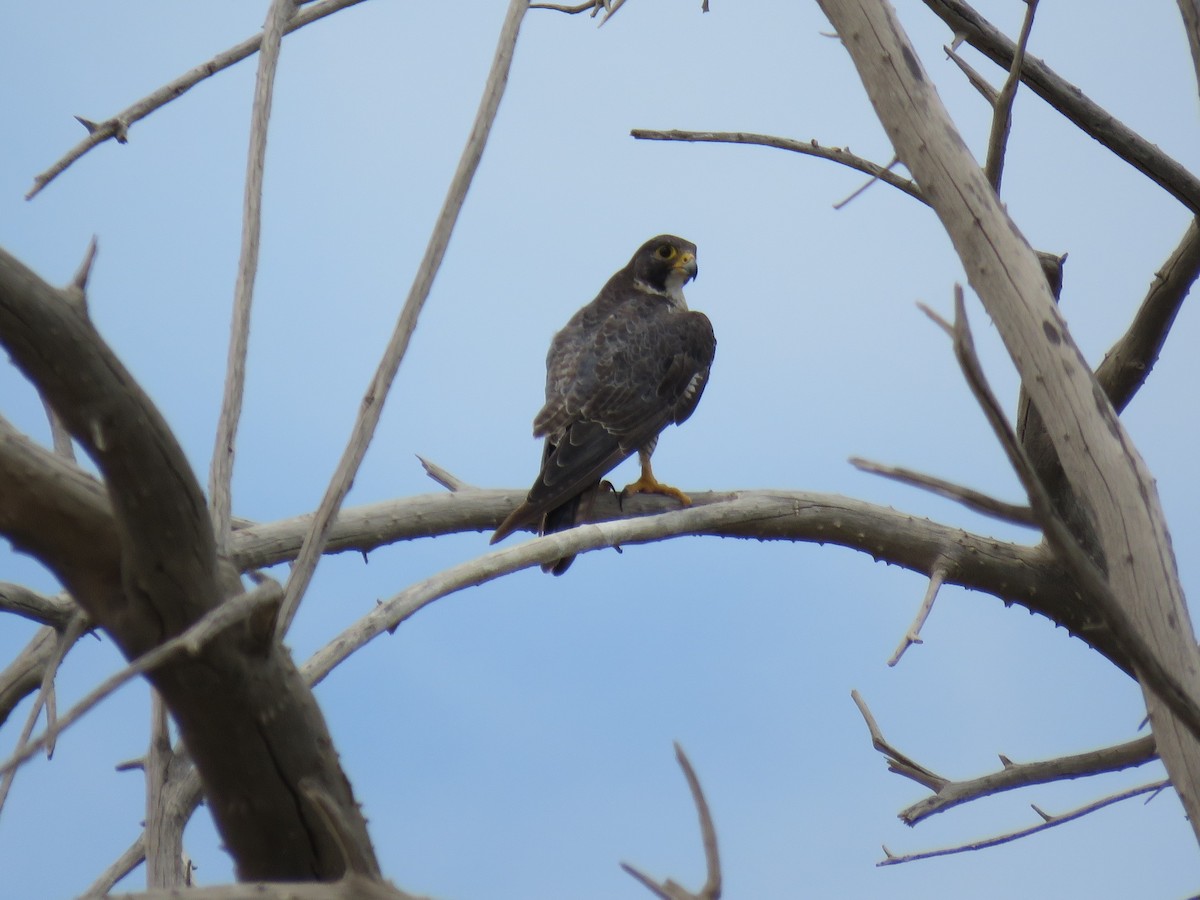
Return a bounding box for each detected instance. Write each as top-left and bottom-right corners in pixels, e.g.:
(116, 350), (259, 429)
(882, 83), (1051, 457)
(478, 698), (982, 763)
(621, 474), (692, 506)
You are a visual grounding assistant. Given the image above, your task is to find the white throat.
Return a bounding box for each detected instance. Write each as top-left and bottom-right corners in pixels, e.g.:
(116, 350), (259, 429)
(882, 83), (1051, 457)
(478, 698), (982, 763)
(637, 273), (690, 310)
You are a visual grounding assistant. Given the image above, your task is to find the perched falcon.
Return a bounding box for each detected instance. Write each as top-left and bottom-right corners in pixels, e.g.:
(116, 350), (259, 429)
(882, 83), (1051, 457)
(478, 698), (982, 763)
(491, 234), (716, 574)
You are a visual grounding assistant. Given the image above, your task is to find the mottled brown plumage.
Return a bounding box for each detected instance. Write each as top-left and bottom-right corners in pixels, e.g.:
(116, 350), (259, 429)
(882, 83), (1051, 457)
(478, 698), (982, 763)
(491, 235), (716, 573)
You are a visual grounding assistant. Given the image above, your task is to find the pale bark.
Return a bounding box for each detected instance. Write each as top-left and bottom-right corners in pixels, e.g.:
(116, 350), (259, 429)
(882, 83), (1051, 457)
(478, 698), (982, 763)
(817, 0), (1200, 839)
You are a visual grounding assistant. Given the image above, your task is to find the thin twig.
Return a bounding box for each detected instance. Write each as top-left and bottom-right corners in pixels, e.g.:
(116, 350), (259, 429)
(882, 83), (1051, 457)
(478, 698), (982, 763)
(0, 580), (282, 781)
(833, 155), (900, 209)
(879, 779), (1169, 865)
(208, 0), (297, 554)
(620, 743), (722, 900)
(26, 0), (369, 199)
(275, 0), (530, 638)
(0, 611), (87, 815)
(530, 0), (608, 13)
(944, 45), (998, 104)
(983, 0), (1039, 191)
(850, 456), (1035, 525)
(630, 130), (925, 206)
(851, 690), (948, 792)
(888, 565), (946, 666)
(416, 455), (475, 492)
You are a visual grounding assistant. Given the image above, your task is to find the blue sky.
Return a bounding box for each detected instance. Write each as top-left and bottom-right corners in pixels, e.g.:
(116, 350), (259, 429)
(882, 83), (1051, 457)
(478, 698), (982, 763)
(2, 1), (1198, 896)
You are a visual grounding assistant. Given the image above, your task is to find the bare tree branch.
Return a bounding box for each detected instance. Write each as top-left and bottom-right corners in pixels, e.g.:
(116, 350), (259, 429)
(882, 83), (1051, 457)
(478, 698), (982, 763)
(923, 0), (1200, 213)
(276, 0), (530, 637)
(856, 690), (1159, 827)
(982, 0), (1038, 191)
(209, 0), (298, 553)
(849, 456), (1035, 525)
(944, 44), (998, 104)
(0, 628), (59, 729)
(1098, 217), (1200, 414)
(0, 583), (76, 629)
(83, 832), (147, 898)
(25, 0), (370, 199)
(1181, 0), (1200, 104)
(0, 248), (379, 880)
(0, 580), (283, 783)
(0, 611), (86, 815)
(880, 779), (1170, 865)
(416, 454), (475, 491)
(145, 693), (186, 889)
(901, 734), (1158, 826)
(852, 690), (949, 793)
(817, 0), (1200, 834)
(887, 565), (946, 666)
(107, 874), (427, 900)
(631, 129), (925, 205)
(621, 743), (722, 900)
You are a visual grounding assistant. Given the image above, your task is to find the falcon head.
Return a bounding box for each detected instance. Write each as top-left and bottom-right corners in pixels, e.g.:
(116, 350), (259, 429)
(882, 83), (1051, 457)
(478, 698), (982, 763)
(630, 234), (698, 300)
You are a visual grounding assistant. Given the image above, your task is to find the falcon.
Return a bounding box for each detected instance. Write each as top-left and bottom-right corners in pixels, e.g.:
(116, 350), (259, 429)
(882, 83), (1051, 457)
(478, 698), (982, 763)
(491, 234), (716, 574)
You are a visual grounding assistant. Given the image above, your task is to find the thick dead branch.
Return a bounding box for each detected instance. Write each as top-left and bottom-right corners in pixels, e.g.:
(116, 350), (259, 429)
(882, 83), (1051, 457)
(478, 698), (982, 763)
(930, 291), (1200, 751)
(1097, 217), (1200, 414)
(923, 0), (1200, 213)
(276, 0), (529, 637)
(621, 744), (722, 900)
(26, 0), (370, 199)
(228, 488), (1126, 672)
(982, 0), (1037, 191)
(631, 130), (925, 205)
(880, 779), (1169, 865)
(818, 0), (1200, 835)
(209, 0), (297, 552)
(0, 248), (378, 880)
(0, 580), (283, 782)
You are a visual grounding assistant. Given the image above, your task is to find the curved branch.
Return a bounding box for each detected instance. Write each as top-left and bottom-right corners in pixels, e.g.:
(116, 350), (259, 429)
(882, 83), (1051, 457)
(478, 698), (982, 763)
(631, 129), (925, 205)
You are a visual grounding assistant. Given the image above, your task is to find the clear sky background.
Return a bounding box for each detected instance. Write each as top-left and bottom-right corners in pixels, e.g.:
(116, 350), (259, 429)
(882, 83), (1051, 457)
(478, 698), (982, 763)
(2, 1), (1199, 897)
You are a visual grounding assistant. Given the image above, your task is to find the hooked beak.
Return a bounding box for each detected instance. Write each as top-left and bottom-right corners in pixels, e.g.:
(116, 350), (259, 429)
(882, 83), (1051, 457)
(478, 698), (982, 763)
(673, 251), (698, 283)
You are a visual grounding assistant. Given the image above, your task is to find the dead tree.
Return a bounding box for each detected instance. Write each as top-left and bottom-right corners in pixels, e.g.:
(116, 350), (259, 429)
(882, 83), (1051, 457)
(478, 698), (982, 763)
(2, 0), (1198, 895)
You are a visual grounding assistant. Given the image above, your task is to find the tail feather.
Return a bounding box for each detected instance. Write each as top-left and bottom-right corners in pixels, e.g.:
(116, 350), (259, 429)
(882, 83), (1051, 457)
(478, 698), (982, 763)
(540, 495), (582, 575)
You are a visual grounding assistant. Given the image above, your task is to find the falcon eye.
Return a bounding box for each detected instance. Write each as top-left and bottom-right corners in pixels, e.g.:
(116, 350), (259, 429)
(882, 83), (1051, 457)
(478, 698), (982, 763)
(655, 245), (676, 260)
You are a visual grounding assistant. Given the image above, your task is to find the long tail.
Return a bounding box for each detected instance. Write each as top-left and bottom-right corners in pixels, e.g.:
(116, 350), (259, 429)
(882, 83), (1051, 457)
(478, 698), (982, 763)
(540, 494), (582, 575)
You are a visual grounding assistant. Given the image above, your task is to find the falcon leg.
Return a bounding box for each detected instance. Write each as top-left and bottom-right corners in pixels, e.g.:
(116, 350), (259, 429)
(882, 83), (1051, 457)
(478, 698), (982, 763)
(622, 450), (692, 506)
